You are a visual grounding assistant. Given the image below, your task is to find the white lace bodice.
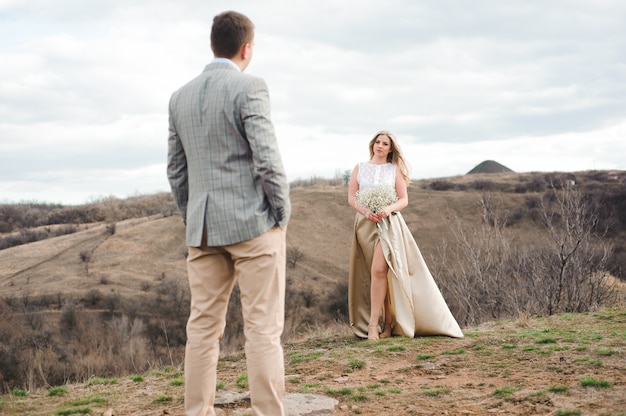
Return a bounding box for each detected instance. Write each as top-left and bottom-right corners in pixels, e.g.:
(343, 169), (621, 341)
(357, 162), (396, 191)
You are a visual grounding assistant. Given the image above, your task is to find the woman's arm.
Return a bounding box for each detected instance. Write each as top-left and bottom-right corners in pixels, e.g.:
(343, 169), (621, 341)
(378, 166), (408, 218)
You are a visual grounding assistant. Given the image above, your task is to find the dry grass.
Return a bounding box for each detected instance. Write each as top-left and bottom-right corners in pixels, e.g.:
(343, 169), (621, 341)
(1, 307), (624, 415)
(0, 172), (616, 302)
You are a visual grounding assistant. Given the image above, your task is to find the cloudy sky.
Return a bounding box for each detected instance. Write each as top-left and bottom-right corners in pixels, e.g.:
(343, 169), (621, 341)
(1, 0), (625, 205)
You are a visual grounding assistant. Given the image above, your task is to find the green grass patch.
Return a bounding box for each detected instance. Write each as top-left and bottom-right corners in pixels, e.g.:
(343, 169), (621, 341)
(289, 351), (323, 364)
(324, 387), (353, 396)
(580, 376), (611, 388)
(86, 377), (117, 386)
(69, 397), (106, 406)
(153, 395), (172, 403)
(348, 358), (365, 370)
(596, 348), (616, 356)
(555, 409), (581, 416)
(550, 346), (568, 352)
(130, 375), (144, 382)
(576, 357), (603, 367)
(387, 387), (402, 394)
(11, 389), (28, 397)
(548, 385), (569, 393)
(501, 343), (517, 349)
(387, 345), (406, 352)
(441, 349), (465, 355)
(300, 383), (320, 393)
(423, 387), (451, 396)
(170, 378), (184, 386)
(236, 374), (248, 389)
(350, 393), (368, 401)
(494, 386), (520, 396)
(536, 338), (557, 344)
(216, 381), (225, 389)
(48, 387), (68, 396)
(417, 353), (436, 360)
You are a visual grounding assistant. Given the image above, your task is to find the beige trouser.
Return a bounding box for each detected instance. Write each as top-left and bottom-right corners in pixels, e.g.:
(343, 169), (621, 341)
(184, 226), (286, 416)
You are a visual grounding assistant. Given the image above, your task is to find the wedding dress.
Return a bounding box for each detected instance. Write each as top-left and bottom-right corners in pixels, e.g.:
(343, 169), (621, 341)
(348, 162), (463, 339)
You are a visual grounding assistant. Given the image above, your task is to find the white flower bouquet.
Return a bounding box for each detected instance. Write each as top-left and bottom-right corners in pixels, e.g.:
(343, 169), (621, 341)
(356, 184), (398, 229)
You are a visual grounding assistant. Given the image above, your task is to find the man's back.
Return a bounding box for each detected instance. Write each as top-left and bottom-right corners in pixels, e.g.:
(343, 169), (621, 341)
(168, 61), (290, 247)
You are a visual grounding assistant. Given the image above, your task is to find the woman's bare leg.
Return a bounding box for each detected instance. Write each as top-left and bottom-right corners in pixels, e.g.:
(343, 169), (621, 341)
(380, 292), (393, 338)
(368, 241), (388, 339)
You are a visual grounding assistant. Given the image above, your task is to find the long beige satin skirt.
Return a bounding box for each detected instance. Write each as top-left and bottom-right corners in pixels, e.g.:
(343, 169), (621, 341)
(348, 212), (463, 339)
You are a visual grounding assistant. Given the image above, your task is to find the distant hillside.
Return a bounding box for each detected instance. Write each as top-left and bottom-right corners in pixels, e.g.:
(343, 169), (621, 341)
(1, 169), (626, 396)
(2, 171), (626, 303)
(467, 160), (514, 174)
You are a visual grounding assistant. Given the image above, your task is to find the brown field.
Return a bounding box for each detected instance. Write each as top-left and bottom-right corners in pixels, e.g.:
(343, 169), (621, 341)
(0, 174), (550, 302)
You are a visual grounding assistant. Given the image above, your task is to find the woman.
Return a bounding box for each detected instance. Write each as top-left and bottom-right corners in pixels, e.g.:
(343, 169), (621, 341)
(347, 131), (463, 340)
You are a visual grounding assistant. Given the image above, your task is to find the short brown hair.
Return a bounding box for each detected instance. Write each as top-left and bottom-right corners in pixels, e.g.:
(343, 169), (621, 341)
(210, 11), (255, 58)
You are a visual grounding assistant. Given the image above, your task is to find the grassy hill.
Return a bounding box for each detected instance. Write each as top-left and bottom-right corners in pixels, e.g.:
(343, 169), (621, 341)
(0, 172), (583, 300)
(1, 170), (626, 415)
(0, 180), (490, 305)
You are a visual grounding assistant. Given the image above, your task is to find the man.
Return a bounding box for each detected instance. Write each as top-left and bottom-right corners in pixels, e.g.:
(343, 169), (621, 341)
(167, 11), (291, 416)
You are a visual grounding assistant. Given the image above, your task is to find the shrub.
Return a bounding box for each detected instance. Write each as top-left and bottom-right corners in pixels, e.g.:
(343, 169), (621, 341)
(84, 289), (102, 306)
(287, 246), (304, 268)
(429, 180), (454, 191)
(326, 281), (349, 322)
(469, 180), (495, 191)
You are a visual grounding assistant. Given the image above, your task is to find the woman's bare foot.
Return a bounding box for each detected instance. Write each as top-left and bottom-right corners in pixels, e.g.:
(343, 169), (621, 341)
(367, 325), (379, 341)
(380, 322), (393, 339)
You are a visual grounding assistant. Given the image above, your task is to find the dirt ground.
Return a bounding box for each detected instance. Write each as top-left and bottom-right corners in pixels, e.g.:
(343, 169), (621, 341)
(2, 307), (625, 416)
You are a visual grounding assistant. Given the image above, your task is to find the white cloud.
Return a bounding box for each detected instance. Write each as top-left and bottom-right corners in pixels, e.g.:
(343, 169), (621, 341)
(1, 0), (625, 204)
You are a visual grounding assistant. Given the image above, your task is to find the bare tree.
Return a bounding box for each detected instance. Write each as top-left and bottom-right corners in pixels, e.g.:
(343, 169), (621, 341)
(441, 193), (517, 325)
(532, 182), (615, 314)
(434, 187), (616, 326)
(287, 246), (305, 269)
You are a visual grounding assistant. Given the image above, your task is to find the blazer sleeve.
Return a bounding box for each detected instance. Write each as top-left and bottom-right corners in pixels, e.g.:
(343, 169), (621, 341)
(166, 95), (189, 223)
(241, 77), (291, 227)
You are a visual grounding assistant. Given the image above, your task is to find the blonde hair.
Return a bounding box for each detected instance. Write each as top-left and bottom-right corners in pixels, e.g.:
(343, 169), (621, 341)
(368, 130), (411, 183)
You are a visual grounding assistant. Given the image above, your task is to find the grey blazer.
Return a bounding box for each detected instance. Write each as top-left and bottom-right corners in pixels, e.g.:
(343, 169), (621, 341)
(167, 61), (291, 247)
